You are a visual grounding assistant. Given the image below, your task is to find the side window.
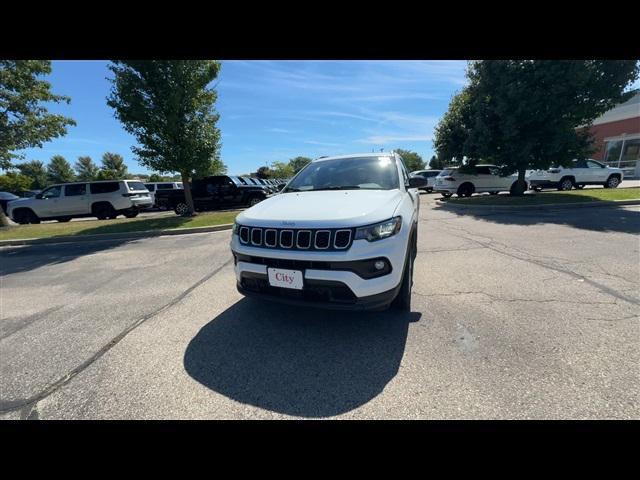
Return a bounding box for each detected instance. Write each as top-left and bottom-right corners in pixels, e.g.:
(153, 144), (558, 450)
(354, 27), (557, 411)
(41, 186), (62, 199)
(587, 161), (602, 169)
(574, 160), (588, 168)
(65, 184), (87, 196)
(488, 167), (501, 176)
(144, 184), (155, 192)
(90, 182), (119, 194)
(475, 166), (491, 175)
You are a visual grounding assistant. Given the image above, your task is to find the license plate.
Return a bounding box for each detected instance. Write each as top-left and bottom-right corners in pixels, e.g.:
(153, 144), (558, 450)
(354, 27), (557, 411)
(267, 268), (303, 290)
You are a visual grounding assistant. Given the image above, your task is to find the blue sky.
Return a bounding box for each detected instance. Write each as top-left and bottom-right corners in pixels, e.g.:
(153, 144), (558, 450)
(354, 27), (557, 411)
(18, 60), (469, 174)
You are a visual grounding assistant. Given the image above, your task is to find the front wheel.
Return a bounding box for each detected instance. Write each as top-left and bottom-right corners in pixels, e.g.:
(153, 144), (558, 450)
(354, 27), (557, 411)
(174, 202), (190, 216)
(392, 233), (415, 312)
(248, 196), (262, 207)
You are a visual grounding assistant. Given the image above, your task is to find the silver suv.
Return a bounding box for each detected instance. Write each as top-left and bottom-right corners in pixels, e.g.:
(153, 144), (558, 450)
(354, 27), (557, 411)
(7, 180), (152, 224)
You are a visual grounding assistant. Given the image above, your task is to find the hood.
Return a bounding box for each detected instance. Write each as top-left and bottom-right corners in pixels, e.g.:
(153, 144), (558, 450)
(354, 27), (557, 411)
(6, 197), (32, 209)
(237, 189), (404, 228)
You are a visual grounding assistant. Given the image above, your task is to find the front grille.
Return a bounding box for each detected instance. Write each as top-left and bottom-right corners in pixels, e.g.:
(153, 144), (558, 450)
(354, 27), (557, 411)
(237, 225), (355, 251)
(241, 276), (357, 303)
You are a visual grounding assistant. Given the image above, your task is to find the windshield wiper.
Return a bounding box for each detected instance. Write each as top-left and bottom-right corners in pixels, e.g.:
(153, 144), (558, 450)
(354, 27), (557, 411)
(311, 185), (362, 191)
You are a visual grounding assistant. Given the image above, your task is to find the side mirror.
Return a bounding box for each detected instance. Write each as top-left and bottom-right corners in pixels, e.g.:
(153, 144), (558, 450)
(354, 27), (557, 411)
(35, 193), (43, 199)
(408, 176), (428, 189)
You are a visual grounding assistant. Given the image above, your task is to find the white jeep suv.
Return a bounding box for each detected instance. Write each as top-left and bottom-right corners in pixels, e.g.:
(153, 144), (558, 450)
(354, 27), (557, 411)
(7, 180), (152, 224)
(435, 164), (523, 198)
(230, 152), (427, 311)
(527, 159), (623, 191)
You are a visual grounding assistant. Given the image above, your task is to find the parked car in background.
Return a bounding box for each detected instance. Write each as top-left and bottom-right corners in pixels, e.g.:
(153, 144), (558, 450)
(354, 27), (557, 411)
(231, 152), (428, 311)
(527, 159), (624, 191)
(435, 165), (524, 198)
(155, 175), (268, 215)
(7, 180), (152, 224)
(410, 169), (442, 192)
(144, 181), (184, 208)
(0, 191), (20, 215)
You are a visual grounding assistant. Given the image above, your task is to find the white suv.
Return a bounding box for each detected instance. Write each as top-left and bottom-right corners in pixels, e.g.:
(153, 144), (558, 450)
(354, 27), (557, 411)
(434, 164), (523, 198)
(230, 152), (428, 311)
(7, 180), (152, 224)
(527, 159), (623, 191)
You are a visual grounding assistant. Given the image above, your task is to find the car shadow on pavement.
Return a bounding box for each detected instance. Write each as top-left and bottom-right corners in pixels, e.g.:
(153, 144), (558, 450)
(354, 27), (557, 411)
(437, 203), (640, 235)
(184, 298), (421, 418)
(0, 239), (136, 276)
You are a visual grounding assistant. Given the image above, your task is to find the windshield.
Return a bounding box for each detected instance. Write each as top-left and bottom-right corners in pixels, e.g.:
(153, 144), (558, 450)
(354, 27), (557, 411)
(229, 176), (243, 186)
(284, 156), (399, 192)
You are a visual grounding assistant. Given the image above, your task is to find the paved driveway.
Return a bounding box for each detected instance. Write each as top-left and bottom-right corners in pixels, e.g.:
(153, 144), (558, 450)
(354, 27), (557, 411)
(1, 195), (638, 419)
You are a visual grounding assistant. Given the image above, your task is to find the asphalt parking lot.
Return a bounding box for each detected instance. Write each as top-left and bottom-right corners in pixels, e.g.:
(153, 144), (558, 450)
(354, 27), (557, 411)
(0, 194), (638, 419)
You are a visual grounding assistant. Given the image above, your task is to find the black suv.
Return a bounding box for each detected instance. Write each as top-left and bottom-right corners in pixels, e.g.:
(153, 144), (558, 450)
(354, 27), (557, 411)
(155, 175), (268, 215)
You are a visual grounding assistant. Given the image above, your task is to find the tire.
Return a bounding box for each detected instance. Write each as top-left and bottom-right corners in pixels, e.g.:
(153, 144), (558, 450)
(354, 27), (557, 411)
(392, 230), (416, 312)
(558, 177), (574, 191)
(604, 175), (620, 189)
(93, 203), (116, 220)
(457, 183), (474, 198)
(174, 202), (190, 216)
(575, 185), (584, 189)
(124, 211), (139, 219)
(57, 217), (72, 223)
(427, 188), (433, 193)
(489, 191), (498, 195)
(13, 209), (39, 225)
(248, 196), (262, 207)
(441, 192), (452, 198)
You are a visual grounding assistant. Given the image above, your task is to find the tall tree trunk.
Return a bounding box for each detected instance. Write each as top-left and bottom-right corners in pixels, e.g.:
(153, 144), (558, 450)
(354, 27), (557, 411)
(0, 210), (10, 227)
(511, 168), (528, 196)
(180, 170), (196, 216)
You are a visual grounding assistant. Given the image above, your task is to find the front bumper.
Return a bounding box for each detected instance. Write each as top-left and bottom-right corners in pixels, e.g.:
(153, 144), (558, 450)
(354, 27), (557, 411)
(230, 228), (409, 308)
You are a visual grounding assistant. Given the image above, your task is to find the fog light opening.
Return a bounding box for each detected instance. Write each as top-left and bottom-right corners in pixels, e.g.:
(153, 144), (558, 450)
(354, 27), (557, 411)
(374, 260), (386, 271)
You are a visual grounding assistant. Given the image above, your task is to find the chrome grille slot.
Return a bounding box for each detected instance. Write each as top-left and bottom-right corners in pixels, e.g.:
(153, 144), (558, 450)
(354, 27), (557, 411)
(314, 230), (331, 249)
(280, 230), (294, 248)
(264, 229), (277, 247)
(251, 228), (263, 246)
(239, 226), (250, 244)
(334, 230), (351, 249)
(296, 230), (311, 249)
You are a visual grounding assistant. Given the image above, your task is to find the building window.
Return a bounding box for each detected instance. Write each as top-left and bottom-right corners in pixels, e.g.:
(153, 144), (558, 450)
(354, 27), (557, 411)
(604, 140), (624, 163)
(621, 139), (640, 161)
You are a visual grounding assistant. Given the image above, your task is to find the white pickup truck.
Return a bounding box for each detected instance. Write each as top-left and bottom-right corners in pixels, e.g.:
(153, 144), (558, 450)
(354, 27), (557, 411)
(527, 159), (624, 191)
(230, 152), (428, 311)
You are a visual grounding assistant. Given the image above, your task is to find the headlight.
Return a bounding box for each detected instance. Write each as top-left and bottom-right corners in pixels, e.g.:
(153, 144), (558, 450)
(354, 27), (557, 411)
(354, 217), (402, 242)
(232, 222), (239, 235)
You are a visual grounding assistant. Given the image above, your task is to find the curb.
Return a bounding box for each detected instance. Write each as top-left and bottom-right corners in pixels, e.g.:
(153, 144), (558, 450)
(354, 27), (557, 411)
(435, 199), (640, 212)
(0, 223), (234, 247)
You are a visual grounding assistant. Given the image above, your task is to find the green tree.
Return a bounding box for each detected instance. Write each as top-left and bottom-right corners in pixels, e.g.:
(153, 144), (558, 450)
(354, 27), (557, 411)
(100, 152), (128, 179)
(0, 171), (33, 193)
(107, 60), (222, 215)
(394, 149), (425, 172)
(17, 160), (48, 189)
(270, 161), (294, 178)
(47, 155), (75, 184)
(289, 156), (312, 173)
(75, 156), (100, 181)
(428, 155), (446, 170)
(434, 60), (640, 195)
(0, 60), (76, 170)
(256, 166), (272, 179)
(0, 60), (75, 225)
(193, 154), (227, 179)
(148, 173), (163, 182)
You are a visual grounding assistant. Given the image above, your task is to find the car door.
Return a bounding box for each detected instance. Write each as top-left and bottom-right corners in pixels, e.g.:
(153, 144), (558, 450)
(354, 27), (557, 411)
(37, 185), (64, 216)
(586, 160), (607, 183)
(472, 166), (493, 191)
(62, 183), (89, 215)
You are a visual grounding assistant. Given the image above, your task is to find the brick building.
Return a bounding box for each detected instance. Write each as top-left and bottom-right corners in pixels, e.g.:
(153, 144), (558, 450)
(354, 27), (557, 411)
(587, 90), (640, 177)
